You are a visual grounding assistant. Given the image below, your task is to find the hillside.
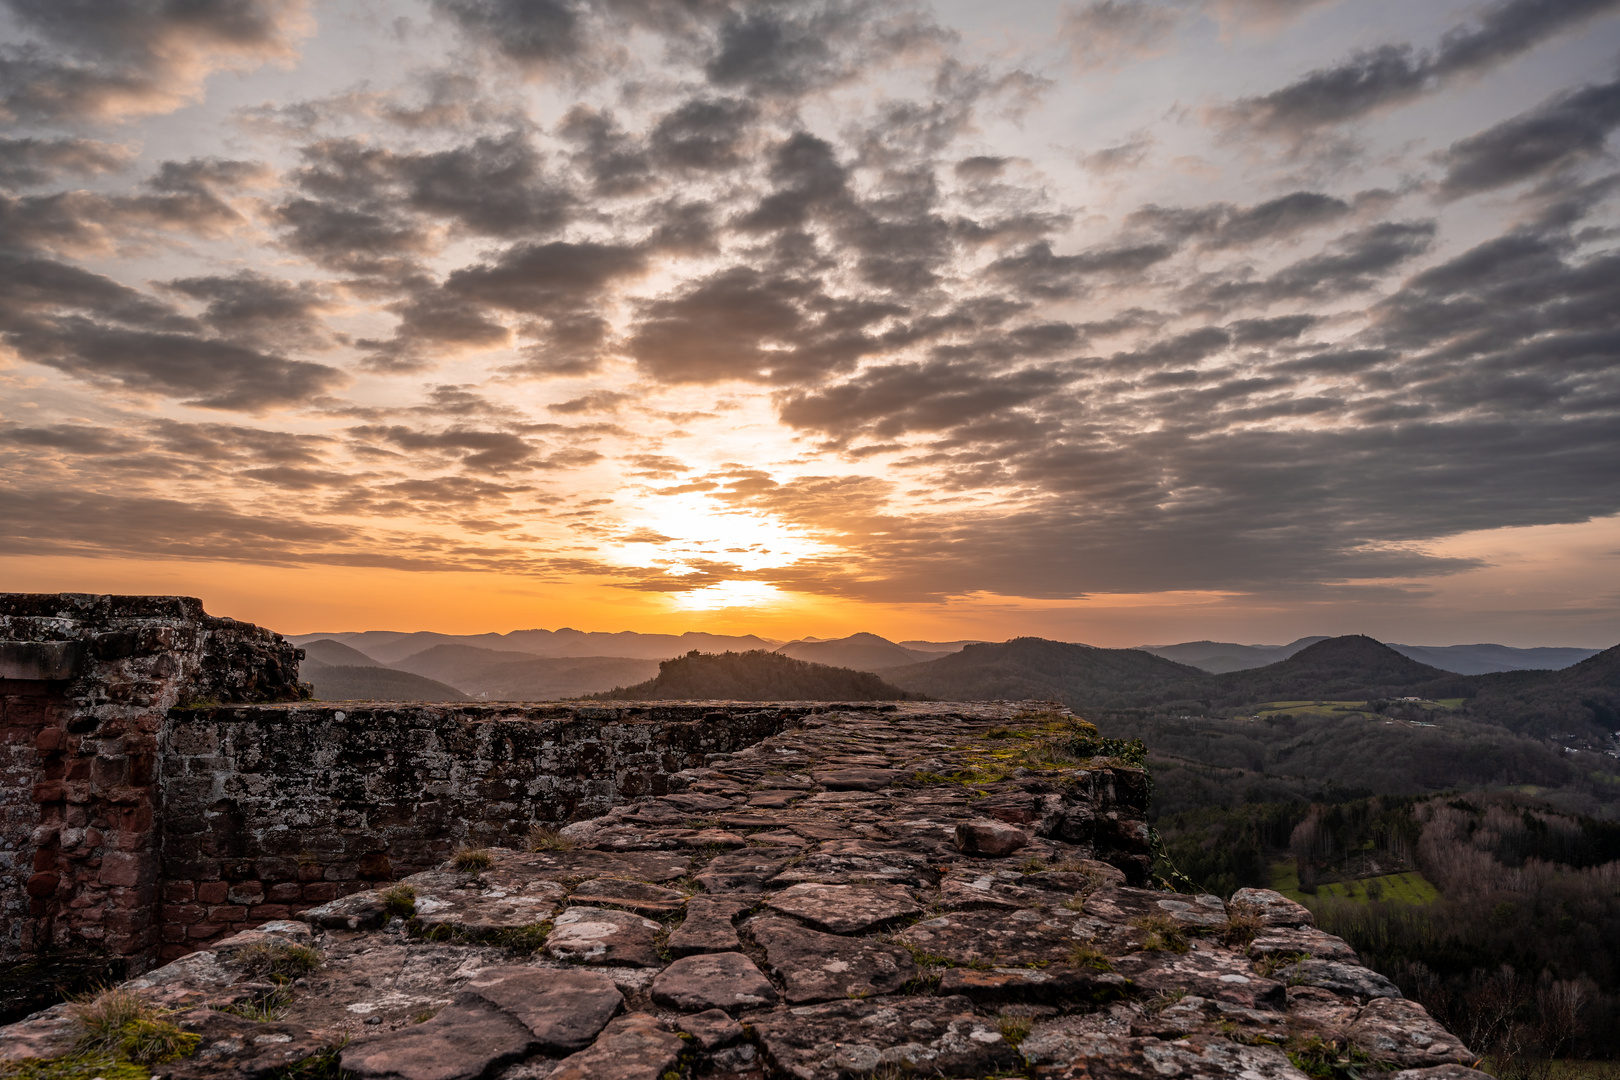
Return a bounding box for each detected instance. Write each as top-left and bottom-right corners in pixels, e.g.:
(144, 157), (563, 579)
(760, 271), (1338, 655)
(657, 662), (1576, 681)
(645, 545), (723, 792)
(774, 632), (945, 671)
(1139, 637), (1325, 673)
(883, 637), (1209, 710)
(291, 628), (777, 665)
(302, 664), (470, 702)
(298, 638), (385, 667)
(392, 644), (660, 700)
(1387, 642), (1601, 675)
(1207, 635), (1465, 706)
(589, 650), (923, 702)
(1460, 643), (1620, 738)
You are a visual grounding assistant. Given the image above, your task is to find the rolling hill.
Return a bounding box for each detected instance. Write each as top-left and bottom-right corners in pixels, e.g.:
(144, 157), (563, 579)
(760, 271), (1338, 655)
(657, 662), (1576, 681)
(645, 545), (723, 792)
(1139, 638), (1326, 673)
(884, 637), (1209, 710)
(301, 664), (470, 702)
(298, 638), (385, 667)
(774, 632), (947, 671)
(290, 628), (778, 665)
(588, 650), (924, 702)
(1140, 637), (1599, 675)
(390, 644), (660, 700)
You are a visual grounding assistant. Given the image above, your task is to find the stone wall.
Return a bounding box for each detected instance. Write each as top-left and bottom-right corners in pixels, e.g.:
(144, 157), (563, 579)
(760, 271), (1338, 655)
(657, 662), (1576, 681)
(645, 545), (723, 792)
(0, 595), (303, 971)
(154, 703), (799, 962)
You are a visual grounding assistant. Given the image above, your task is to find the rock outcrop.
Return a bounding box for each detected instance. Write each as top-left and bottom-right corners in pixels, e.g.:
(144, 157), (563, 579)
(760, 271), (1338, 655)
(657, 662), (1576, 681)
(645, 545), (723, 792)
(0, 702), (1483, 1080)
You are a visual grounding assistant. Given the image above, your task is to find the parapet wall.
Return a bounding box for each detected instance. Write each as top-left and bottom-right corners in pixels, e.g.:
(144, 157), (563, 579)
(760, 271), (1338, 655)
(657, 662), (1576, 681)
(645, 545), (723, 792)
(154, 703), (797, 962)
(0, 595), (303, 970)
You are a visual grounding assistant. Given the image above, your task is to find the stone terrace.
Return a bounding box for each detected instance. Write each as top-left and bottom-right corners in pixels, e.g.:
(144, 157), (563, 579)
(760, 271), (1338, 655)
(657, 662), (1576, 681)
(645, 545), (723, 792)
(0, 701), (1486, 1080)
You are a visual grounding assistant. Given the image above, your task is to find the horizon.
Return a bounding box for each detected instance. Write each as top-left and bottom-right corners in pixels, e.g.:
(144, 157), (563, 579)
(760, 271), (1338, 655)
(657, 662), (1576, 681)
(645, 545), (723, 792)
(2, 0), (1617, 648)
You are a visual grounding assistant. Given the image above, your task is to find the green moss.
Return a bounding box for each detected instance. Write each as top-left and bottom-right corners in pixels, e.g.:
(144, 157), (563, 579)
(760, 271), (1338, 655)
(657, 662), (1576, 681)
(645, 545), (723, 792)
(381, 884), (417, 918)
(0, 1054), (149, 1079)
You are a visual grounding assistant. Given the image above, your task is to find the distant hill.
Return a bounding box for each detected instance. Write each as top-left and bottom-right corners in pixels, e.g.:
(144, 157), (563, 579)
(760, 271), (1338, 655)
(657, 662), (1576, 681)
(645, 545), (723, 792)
(774, 632), (946, 671)
(303, 665), (470, 702)
(1141, 637), (1599, 675)
(589, 650), (923, 701)
(1207, 636), (1461, 707)
(884, 637), (1209, 710)
(1387, 642), (1602, 675)
(897, 639), (986, 653)
(1459, 644), (1620, 738)
(299, 638), (385, 667)
(390, 644), (659, 700)
(291, 628), (778, 665)
(1139, 638), (1326, 674)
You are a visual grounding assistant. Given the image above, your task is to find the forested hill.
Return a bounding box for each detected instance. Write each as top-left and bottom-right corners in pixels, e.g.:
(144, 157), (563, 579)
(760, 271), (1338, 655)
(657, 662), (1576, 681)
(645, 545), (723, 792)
(1458, 642), (1620, 737)
(587, 650), (924, 702)
(1208, 635), (1469, 706)
(882, 637), (1207, 710)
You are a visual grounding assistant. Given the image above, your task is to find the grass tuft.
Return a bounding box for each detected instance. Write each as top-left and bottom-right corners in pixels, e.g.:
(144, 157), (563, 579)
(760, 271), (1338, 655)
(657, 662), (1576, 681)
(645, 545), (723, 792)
(381, 884), (417, 918)
(1066, 942), (1113, 971)
(67, 987), (200, 1067)
(234, 941), (322, 984)
(452, 847), (494, 872)
(1133, 914), (1189, 954)
(528, 824), (576, 851)
(1221, 902), (1266, 948)
(995, 1013), (1033, 1047)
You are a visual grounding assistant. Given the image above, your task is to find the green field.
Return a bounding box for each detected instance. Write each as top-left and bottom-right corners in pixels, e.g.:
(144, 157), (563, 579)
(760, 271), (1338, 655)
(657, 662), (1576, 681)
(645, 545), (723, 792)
(1269, 860), (1440, 905)
(1247, 698), (1457, 721)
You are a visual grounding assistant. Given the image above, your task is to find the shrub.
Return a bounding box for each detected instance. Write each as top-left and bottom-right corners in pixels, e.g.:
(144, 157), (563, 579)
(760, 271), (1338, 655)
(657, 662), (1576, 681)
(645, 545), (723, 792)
(1133, 914), (1189, 954)
(234, 942), (322, 984)
(381, 884), (417, 918)
(67, 987), (200, 1067)
(528, 824), (576, 852)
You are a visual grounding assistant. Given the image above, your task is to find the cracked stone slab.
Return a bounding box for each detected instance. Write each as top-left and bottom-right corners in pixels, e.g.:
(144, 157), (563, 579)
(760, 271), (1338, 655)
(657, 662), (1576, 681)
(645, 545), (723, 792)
(411, 883), (565, 939)
(493, 849), (691, 883)
(300, 889), (389, 931)
(693, 848), (795, 892)
(547, 1013), (685, 1080)
(667, 896), (754, 955)
(342, 993), (536, 1080)
(1022, 1029), (1312, 1080)
(897, 908), (1090, 967)
(1278, 959), (1402, 1003)
(767, 841), (937, 887)
(162, 1007), (328, 1080)
(677, 1008), (743, 1050)
(1127, 994), (1289, 1044)
(1150, 894), (1229, 931)
(764, 882), (922, 934)
(567, 877), (688, 914)
(649, 952), (777, 1013)
(459, 966), (623, 1053)
(812, 767), (900, 790)
(1249, 926), (1360, 964)
(1230, 888), (1315, 928)
(1348, 997), (1476, 1068)
(954, 819), (1031, 856)
(750, 916), (916, 1003)
(545, 907), (661, 967)
(937, 866), (1123, 911)
(1111, 947), (1286, 1011)
(937, 964), (1126, 1003)
(749, 994), (1018, 1079)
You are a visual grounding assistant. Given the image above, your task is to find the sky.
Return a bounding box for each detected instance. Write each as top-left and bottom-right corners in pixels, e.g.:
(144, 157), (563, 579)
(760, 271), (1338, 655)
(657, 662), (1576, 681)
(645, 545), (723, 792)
(1, 0), (1618, 648)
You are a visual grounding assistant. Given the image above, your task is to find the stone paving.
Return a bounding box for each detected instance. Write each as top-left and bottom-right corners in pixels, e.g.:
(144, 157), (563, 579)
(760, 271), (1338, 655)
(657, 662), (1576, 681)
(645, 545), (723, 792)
(0, 702), (1486, 1080)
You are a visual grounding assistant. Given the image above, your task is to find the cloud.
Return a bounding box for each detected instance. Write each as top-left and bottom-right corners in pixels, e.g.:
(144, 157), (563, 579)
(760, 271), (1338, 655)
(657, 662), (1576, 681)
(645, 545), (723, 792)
(0, 137), (132, 189)
(1218, 0), (1620, 140)
(1128, 191), (1353, 247)
(1061, 1), (1180, 72)
(0, 0), (313, 123)
(1438, 75), (1620, 197)
(703, 0), (948, 98)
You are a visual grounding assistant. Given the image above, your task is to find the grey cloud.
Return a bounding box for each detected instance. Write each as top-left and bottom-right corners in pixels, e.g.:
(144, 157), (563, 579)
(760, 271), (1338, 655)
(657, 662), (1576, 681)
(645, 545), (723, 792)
(432, 0), (587, 72)
(348, 425), (541, 473)
(649, 97), (758, 171)
(1219, 0), (1620, 139)
(1199, 219), (1436, 308)
(704, 0), (947, 98)
(549, 390), (634, 414)
(1061, 1), (1179, 72)
(1226, 313), (1318, 345)
(1076, 132), (1154, 174)
(1439, 76), (1620, 197)
(986, 239), (1177, 299)
(776, 360), (1075, 439)
(1129, 191), (1352, 248)
(0, 0), (311, 122)
(161, 271), (334, 352)
(0, 137), (131, 190)
(559, 106), (656, 196)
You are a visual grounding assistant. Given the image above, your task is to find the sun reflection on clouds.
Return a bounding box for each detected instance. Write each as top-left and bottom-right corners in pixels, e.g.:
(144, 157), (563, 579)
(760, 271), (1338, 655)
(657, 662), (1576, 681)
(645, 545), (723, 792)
(668, 580), (788, 611)
(606, 490), (835, 573)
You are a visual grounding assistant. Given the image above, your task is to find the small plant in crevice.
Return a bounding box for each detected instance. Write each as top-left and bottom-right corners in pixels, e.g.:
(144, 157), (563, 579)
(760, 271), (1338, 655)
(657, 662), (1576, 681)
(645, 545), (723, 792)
(1253, 950), (1311, 979)
(1067, 943), (1114, 971)
(1221, 902), (1266, 948)
(452, 847), (494, 872)
(381, 884), (417, 918)
(995, 1013), (1033, 1047)
(68, 986), (201, 1068)
(1286, 1035), (1386, 1080)
(234, 941), (323, 984)
(268, 1039), (351, 1080)
(528, 824), (576, 852)
(1132, 914), (1189, 954)
(218, 985), (293, 1022)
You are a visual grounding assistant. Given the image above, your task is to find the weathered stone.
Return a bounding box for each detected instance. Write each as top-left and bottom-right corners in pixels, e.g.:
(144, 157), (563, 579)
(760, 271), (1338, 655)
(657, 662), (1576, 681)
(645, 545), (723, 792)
(937, 964), (1126, 1003)
(897, 908), (1087, 967)
(693, 849), (794, 892)
(765, 882), (921, 934)
(750, 995), (1018, 1079)
(1230, 888), (1315, 928)
(666, 896), (752, 955)
(511, 849), (691, 884)
(412, 883), (564, 939)
(341, 995), (536, 1080)
(1021, 1027), (1311, 1080)
(767, 840), (936, 887)
(1348, 997), (1475, 1068)
(748, 790), (806, 808)
(750, 916), (916, 1003)
(650, 952), (776, 1013)
(954, 819), (1031, 856)
(567, 877), (687, 914)
(165, 1007), (330, 1080)
(460, 966), (623, 1053)
(1151, 894), (1229, 931)
(812, 767), (899, 790)
(300, 890), (388, 931)
(1111, 949), (1287, 1011)
(1392, 1067), (1496, 1080)
(677, 1007), (743, 1050)
(545, 907), (661, 967)
(1249, 926), (1359, 964)
(1278, 959), (1402, 1003)
(547, 1013), (685, 1080)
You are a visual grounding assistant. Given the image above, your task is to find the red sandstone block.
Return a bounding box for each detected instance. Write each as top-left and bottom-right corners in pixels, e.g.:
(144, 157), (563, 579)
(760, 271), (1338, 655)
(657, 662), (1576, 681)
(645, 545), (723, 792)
(31, 782), (63, 803)
(34, 728), (63, 752)
(187, 923), (224, 939)
(98, 852), (152, 888)
(160, 944), (192, 962)
(65, 760), (91, 781)
(267, 883), (301, 903)
(161, 904), (206, 924)
(196, 882), (227, 904)
(248, 904), (290, 920)
(338, 881), (371, 896)
(207, 905), (248, 922)
(115, 804), (156, 833)
(301, 883), (337, 903)
(25, 873), (59, 898)
(163, 882), (196, 903)
(114, 830), (151, 852)
(226, 881), (265, 905)
(297, 863), (324, 882)
(161, 925), (187, 944)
